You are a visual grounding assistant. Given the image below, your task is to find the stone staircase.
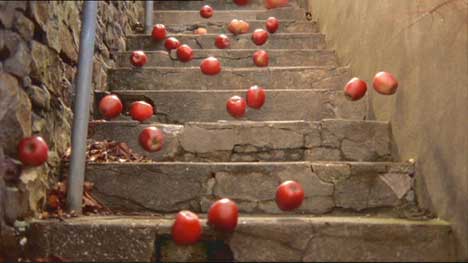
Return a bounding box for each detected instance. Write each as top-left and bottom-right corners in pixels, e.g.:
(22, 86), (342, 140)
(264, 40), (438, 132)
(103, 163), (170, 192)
(27, 0), (456, 262)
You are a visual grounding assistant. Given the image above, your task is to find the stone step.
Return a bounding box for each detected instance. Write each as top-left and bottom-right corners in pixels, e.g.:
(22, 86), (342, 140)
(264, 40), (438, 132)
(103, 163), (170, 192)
(163, 20), (319, 34)
(88, 119), (392, 162)
(94, 89), (367, 123)
(154, 0), (299, 10)
(116, 49), (337, 67)
(108, 66), (348, 91)
(28, 215), (455, 262)
(126, 33), (326, 51)
(80, 161), (415, 215)
(153, 8), (306, 24)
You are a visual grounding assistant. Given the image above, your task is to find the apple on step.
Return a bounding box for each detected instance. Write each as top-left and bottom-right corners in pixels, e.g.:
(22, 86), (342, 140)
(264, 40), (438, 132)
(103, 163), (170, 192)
(266, 17), (279, 33)
(99, 94), (123, 119)
(151, 24), (167, 41)
(208, 198), (239, 232)
(276, 180), (304, 211)
(139, 127), (164, 152)
(252, 29), (269, 46)
(200, 5), (214, 19)
(200, 57), (222, 75)
(164, 37), (181, 51)
(215, 34), (230, 49)
(130, 101), (154, 122)
(226, 95), (247, 118)
(177, 44), (194, 62)
(172, 210), (202, 245)
(253, 50), (269, 67)
(246, 85), (266, 109)
(130, 51), (147, 67)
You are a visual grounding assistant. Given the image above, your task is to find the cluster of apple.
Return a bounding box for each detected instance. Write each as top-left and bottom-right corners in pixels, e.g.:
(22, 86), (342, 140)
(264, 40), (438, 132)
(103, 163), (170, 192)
(98, 94), (164, 152)
(172, 180), (304, 245)
(344, 71), (399, 101)
(227, 85), (266, 118)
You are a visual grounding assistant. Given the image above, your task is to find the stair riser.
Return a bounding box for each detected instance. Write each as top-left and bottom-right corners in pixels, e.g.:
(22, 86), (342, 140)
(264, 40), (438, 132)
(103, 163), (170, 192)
(126, 33), (326, 50)
(153, 9), (305, 24)
(116, 50), (337, 67)
(84, 162), (414, 215)
(88, 120), (392, 162)
(108, 67), (347, 91)
(154, 0), (299, 10)
(29, 217), (456, 262)
(95, 89), (367, 123)
(163, 20), (319, 34)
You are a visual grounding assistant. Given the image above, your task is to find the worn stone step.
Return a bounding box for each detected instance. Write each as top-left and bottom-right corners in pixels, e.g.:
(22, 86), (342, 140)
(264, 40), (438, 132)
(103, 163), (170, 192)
(126, 33), (326, 51)
(154, 0), (299, 10)
(153, 8), (306, 24)
(94, 89), (367, 123)
(116, 49), (337, 68)
(80, 161), (415, 215)
(89, 119), (392, 162)
(28, 215), (455, 262)
(108, 66), (347, 91)
(163, 20), (319, 34)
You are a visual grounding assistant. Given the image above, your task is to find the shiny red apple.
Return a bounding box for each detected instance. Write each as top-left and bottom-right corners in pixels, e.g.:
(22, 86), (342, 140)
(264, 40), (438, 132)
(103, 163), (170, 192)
(164, 37), (181, 51)
(172, 210), (202, 245)
(17, 136), (49, 166)
(266, 17), (279, 33)
(276, 180), (304, 211)
(373, 71), (399, 95)
(344, 77), (367, 101)
(151, 24), (167, 41)
(226, 95), (247, 118)
(99, 94), (123, 119)
(177, 44), (194, 62)
(200, 57), (222, 75)
(253, 50), (269, 67)
(252, 29), (269, 46)
(200, 5), (214, 19)
(215, 34), (230, 49)
(234, 0), (249, 5)
(138, 127), (164, 152)
(246, 85), (266, 109)
(130, 101), (154, 122)
(130, 50), (147, 67)
(208, 198), (239, 232)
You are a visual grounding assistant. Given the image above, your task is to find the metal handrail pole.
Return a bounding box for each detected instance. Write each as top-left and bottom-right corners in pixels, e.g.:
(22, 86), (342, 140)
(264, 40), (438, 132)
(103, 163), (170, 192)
(66, 1), (98, 213)
(145, 1), (154, 34)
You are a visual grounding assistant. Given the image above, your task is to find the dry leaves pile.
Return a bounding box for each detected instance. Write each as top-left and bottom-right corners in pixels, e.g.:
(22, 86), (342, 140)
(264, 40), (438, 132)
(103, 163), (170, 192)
(41, 181), (111, 220)
(63, 140), (152, 163)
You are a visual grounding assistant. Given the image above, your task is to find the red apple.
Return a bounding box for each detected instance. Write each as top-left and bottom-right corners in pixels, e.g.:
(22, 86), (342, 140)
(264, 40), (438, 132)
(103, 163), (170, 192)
(226, 95), (247, 118)
(239, 20), (250, 34)
(130, 101), (154, 122)
(200, 57), (222, 75)
(276, 180), (304, 211)
(373, 71), (399, 95)
(164, 37), (181, 51)
(194, 27), (208, 35)
(208, 198), (239, 232)
(138, 127), (164, 152)
(252, 29), (269, 46)
(246, 85), (266, 109)
(177, 44), (194, 62)
(265, 0), (288, 9)
(266, 17), (279, 33)
(234, 0), (249, 5)
(215, 34), (230, 49)
(200, 5), (214, 19)
(253, 50), (269, 67)
(130, 50), (147, 67)
(228, 19), (242, 35)
(151, 24), (167, 41)
(17, 136), (49, 166)
(344, 77), (367, 101)
(99, 94), (123, 119)
(172, 210), (202, 245)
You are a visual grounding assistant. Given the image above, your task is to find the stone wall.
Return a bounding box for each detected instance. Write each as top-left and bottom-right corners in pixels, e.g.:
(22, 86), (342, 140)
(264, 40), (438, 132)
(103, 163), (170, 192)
(0, 0), (143, 255)
(307, 0), (468, 260)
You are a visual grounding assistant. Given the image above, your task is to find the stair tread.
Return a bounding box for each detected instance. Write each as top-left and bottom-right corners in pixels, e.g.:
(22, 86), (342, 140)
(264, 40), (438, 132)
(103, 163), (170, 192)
(29, 215), (455, 262)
